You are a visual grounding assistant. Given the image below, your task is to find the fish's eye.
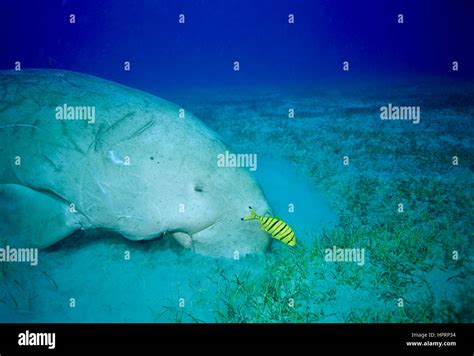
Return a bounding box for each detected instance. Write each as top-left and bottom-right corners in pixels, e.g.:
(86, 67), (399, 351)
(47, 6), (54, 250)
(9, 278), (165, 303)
(194, 184), (203, 193)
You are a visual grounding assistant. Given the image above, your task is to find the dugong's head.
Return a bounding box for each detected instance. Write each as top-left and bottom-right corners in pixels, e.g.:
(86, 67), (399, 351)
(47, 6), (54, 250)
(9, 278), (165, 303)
(168, 165), (272, 258)
(108, 107), (272, 258)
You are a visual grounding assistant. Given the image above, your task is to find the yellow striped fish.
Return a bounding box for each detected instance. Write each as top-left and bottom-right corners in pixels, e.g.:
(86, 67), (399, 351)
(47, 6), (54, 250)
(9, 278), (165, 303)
(241, 206), (296, 247)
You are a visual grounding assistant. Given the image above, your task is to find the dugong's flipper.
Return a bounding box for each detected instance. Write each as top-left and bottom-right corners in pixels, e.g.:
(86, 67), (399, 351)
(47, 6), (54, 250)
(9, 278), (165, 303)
(0, 184), (85, 248)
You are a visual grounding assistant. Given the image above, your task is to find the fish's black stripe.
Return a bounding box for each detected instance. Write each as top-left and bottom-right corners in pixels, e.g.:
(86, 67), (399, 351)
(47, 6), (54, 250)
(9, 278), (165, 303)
(286, 234), (295, 244)
(281, 229), (293, 240)
(273, 225), (284, 241)
(281, 233), (295, 244)
(274, 223), (288, 238)
(278, 226), (291, 237)
(263, 217), (274, 229)
(260, 216), (269, 226)
(267, 219), (280, 232)
(270, 221), (284, 235)
(261, 219), (269, 230)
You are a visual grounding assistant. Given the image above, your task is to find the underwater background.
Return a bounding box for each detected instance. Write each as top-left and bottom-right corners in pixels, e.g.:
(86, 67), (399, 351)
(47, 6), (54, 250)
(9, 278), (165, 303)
(0, 0), (473, 322)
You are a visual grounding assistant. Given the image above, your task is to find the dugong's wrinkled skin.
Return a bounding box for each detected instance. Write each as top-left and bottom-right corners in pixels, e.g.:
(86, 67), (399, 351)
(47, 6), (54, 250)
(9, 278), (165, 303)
(0, 69), (271, 257)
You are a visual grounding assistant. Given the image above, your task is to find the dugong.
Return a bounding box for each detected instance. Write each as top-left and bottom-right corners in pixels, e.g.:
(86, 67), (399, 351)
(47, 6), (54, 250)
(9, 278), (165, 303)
(0, 69), (271, 257)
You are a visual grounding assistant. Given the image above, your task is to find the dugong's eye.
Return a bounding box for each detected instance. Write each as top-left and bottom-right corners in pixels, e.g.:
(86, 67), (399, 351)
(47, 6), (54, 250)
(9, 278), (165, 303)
(194, 184), (204, 193)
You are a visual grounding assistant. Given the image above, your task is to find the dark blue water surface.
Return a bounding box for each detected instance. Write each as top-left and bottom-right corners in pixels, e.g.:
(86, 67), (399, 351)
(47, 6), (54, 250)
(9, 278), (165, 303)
(1, 0), (473, 92)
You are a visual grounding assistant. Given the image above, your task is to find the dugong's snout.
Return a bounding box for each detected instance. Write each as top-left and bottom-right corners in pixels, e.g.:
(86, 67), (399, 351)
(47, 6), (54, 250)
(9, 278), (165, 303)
(189, 211), (272, 258)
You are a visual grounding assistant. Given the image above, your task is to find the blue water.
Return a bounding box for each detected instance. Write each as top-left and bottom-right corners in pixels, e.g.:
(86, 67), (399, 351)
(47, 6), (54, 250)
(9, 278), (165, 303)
(0, 1), (473, 322)
(1, 0), (473, 88)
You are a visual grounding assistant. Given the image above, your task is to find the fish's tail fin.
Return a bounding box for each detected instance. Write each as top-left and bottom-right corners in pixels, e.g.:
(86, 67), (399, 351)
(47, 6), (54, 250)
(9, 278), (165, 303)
(241, 206), (258, 221)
